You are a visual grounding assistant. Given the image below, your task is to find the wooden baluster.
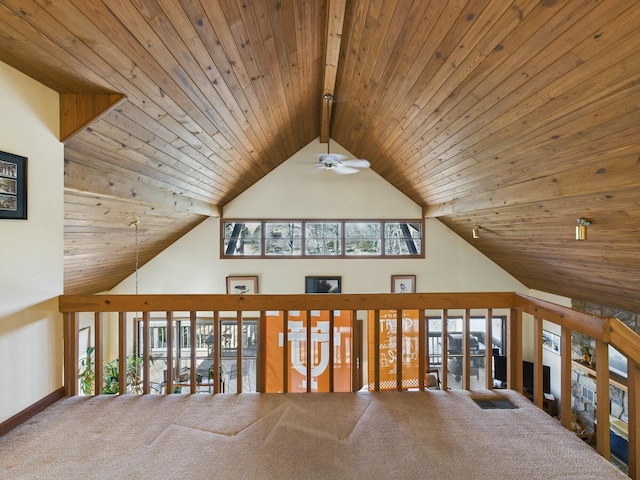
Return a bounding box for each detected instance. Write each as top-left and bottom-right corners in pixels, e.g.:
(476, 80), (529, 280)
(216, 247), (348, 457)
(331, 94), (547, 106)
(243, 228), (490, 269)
(419, 309), (426, 391)
(118, 312), (127, 395)
(397, 309), (403, 391)
(560, 326), (572, 430)
(306, 310), (312, 393)
(441, 309), (448, 391)
(142, 312), (150, 394)
(237, 311), (243, 394)
(190, 311), (197, 394)
(166, 312), (174, 395)
(213, 311), (221, 393)
(351, 312), (360, 393)
(283, 311), (289, 393)
(94, 312), (104, 395)
(329, 310), (335, 393)
(374, 310), (380, 392)
(485, 309), (493, 390)
(463, 309), (470, 391)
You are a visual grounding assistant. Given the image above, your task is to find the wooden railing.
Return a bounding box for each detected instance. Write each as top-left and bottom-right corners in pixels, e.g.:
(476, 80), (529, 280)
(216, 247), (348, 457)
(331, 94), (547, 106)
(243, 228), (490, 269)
(59, 292), (640, 479)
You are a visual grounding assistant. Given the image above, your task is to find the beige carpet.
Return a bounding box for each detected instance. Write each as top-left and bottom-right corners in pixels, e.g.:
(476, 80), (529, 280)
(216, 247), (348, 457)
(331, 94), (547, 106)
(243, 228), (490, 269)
(0, 390), (627, 479)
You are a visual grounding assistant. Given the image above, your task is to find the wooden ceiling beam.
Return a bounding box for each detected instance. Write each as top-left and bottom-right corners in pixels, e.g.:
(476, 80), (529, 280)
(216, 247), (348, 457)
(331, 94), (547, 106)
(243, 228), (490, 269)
(60, 93), (126, 142)
(320, 0), (346, 143)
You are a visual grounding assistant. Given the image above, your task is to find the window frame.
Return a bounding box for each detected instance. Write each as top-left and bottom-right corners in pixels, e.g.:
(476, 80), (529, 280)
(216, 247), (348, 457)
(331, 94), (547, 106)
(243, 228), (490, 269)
(221, 219), (424, 259)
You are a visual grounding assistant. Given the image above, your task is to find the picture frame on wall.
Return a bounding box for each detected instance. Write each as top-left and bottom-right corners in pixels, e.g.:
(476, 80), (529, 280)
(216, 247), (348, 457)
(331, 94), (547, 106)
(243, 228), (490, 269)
(305, 276), (341, 294)
(391, 275), (415, 293)
(542, 329), (560, 355)
(0, 151), (27, 220)
(226, 276), (259, 294)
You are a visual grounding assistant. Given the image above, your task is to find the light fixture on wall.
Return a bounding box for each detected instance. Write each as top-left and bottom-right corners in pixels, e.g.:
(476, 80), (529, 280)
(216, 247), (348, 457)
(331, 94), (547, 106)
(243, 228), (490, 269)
(472, 225), (480, 239)
(576, 218), (590, 241)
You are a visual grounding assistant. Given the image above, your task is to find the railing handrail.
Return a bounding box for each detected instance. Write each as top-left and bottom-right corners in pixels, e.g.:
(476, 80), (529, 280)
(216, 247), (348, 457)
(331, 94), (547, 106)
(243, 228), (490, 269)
(58, 292), (516, 312)
(59, 292), (640, 366)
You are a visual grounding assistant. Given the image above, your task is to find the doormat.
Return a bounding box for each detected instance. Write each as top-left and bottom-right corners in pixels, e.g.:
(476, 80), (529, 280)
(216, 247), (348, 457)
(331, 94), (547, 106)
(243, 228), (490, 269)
(472, 396), (518, 410)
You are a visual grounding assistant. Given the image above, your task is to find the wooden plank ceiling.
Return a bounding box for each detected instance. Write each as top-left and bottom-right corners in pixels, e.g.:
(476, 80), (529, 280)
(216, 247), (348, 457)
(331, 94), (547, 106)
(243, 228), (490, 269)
(1, 1), (639, 312)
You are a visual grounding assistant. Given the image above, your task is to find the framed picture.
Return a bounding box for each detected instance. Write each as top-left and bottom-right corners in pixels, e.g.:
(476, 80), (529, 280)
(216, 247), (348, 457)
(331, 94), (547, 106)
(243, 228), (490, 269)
(542, 330), (560, 355)
(0, 151), (27, 220)
(226, 276), (258, 294)
(305, 276), (341, 294)
(391, 275), (415, 293)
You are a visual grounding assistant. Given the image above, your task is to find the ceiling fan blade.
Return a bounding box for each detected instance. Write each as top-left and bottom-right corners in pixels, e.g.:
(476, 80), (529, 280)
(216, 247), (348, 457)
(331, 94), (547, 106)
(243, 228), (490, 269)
(341, 159), (370, 169)
(332, 166), (360, 174)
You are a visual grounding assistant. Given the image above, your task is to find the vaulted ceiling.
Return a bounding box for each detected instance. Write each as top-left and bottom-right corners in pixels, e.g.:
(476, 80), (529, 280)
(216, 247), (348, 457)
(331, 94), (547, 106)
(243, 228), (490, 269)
(1, 1), (639, 312)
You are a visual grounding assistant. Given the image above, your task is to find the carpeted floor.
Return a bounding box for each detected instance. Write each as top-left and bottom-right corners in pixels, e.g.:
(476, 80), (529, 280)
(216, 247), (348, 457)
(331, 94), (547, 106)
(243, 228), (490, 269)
(0, 389), (628, 479)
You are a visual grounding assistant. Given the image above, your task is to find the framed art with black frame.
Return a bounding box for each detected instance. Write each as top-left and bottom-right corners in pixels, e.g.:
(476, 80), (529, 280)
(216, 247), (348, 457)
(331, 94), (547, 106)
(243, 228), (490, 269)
(305, 276), (341, 294)
(0, 151), (27, 220)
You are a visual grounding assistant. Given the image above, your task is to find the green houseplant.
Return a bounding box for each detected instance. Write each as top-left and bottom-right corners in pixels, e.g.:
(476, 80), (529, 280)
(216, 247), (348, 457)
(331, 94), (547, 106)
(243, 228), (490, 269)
(79, 347), (153, 395)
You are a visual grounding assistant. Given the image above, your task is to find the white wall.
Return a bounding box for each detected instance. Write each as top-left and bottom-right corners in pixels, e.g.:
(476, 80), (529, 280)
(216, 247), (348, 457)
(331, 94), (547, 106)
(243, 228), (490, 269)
(0, 62), (64, 423)
(112, 139), (527, 296)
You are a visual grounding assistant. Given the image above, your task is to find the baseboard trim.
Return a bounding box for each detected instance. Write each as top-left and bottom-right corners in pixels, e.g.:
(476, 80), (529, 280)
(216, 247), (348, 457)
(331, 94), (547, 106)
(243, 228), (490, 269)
(0, 387), (66, 437)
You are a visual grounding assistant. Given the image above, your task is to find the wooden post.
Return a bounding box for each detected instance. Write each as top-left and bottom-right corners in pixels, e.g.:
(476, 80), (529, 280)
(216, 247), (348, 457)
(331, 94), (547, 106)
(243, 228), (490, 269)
(560, 326), (572, 430)
(628, 361), (639, 480)
(595, 338), (611, 460)
(257, 311), (266, 393)
(508, 308), (523, 393)
(64, 312), (79, 396)
(533, 316), (543, 409)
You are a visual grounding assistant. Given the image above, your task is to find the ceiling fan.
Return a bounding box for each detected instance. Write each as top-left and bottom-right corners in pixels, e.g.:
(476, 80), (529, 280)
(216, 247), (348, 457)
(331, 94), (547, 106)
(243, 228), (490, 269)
(315, 94), (371, 175)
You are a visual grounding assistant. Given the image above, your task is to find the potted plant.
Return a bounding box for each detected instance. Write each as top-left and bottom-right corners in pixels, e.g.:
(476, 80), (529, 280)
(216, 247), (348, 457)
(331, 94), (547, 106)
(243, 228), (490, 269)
(78, 348), (153, 395)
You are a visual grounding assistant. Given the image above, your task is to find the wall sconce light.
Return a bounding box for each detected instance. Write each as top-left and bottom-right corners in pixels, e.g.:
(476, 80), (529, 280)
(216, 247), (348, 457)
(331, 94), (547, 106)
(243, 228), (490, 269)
(576, 218), (590, 240)
(472, 225), (480, 239)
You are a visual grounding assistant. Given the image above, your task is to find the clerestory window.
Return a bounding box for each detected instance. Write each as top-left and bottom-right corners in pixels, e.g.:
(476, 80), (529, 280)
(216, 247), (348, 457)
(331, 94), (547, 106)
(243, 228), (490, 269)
(222, 219), (423, 258)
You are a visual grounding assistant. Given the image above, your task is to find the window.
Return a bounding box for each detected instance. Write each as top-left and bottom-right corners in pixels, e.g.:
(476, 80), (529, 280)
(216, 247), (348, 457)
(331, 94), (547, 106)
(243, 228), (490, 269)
(305, 222), (341, 255)
(385, 222), (421, 255)
(223, 222), (261, 256)
(345, 222), (381, 255)
(265, 222), (302, 255)
(221, 219), (423, 258)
